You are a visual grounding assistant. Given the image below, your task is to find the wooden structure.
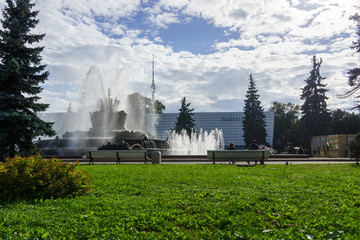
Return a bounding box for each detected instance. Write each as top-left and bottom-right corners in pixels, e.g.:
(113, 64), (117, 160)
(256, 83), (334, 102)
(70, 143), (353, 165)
(311, 134), (356, 158)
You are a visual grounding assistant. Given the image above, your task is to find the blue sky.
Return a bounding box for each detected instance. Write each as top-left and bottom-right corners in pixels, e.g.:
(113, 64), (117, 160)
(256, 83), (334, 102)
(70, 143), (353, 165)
(159, 17), (236, 54)
(0, 0), (358, 114)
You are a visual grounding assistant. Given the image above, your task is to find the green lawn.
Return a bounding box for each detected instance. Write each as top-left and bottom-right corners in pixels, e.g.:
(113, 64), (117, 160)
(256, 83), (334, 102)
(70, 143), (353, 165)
(1, 164), (360, 239)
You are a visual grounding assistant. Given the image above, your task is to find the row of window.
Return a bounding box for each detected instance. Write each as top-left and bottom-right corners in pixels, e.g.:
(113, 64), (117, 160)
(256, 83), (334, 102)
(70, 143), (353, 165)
(221, 117), (243, 121)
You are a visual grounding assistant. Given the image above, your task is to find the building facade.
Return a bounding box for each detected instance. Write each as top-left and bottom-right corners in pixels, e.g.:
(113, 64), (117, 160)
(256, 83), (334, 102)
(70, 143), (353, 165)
(146, 112), (274, 148)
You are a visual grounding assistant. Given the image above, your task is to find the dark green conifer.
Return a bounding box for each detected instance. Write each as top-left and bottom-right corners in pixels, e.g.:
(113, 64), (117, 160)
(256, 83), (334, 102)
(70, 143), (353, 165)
(300, 56), (330, 146)
(174, 96), (195, 136)
(242, 74), (267, 147)
(0, 0), (55, 160)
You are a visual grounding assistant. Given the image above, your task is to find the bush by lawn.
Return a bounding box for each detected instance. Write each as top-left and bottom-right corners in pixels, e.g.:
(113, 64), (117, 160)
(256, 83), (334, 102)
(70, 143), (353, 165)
(0, 155), (92, 201)
(0, 163), (359, 239)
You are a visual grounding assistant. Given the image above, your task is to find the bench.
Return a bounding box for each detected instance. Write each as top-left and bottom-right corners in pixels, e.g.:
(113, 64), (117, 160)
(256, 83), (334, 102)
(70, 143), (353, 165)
(88, 150), (149, 164)
(207, 150), (270, 165)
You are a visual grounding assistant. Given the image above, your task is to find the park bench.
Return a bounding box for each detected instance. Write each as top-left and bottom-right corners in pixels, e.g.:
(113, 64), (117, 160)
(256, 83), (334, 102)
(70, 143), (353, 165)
(207, 150), (270, 165)
(88, 150), (149, 164)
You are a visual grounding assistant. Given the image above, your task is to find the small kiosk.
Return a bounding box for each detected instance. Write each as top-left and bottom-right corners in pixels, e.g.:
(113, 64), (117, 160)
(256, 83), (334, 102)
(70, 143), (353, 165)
(311, 134), (356, 157)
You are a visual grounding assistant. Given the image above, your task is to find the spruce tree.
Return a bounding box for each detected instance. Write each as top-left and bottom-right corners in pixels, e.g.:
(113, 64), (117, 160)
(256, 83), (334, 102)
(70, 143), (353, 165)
(242, 74), (267, 147)
(0, 0), (55, 160)
(300, 56), (330, 146)
(174, 96), (195, 136)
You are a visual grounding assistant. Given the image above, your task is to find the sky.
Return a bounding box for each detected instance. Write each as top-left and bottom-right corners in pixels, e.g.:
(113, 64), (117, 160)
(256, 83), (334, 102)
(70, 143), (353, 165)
(1, 0), (359, 113)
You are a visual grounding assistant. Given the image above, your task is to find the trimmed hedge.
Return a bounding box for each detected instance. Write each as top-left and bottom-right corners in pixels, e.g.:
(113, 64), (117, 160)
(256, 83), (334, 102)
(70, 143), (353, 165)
(0, 155), (92, 201)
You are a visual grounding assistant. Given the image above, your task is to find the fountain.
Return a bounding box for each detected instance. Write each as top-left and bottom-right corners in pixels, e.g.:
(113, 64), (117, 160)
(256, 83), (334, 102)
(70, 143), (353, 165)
(36, 87), (168, 156)
(36, 64), (225, 157)
(164, 129), (224, 155)
(35, 65), (168, 157)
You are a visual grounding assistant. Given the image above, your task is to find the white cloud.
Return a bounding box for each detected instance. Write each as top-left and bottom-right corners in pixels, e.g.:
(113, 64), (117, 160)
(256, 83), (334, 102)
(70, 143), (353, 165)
(148, 12), (182, 28)
(215, 38), (261, 50)
(59, 0), (141, 19)
(1, 0), (357, 114)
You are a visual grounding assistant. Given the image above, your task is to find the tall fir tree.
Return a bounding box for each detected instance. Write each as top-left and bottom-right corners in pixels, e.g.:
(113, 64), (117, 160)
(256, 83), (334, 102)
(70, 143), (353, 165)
(0, 0), (55, 160)
(174, 96), (195, 136)
(242, 74), (267, 147)
(300, 56), (330, 147)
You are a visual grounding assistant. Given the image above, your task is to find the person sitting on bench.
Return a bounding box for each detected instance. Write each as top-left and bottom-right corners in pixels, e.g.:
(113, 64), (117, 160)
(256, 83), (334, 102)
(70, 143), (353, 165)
(227, 142), (236, 164)
(248, 140), (265, 164)
(227, 142), (236, 150)
(248, 140), (259, 150)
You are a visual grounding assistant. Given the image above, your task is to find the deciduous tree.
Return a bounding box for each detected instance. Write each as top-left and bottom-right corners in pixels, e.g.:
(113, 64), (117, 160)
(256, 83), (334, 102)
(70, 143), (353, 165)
(341, 10), (360, 109)
(270, 101), (300, 151)
(126, 92), (165, 131)
(328, 109), (360, 134)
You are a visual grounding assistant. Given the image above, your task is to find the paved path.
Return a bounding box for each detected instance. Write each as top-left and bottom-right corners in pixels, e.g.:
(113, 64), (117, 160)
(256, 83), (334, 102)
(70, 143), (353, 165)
(57, 156), (357, 165)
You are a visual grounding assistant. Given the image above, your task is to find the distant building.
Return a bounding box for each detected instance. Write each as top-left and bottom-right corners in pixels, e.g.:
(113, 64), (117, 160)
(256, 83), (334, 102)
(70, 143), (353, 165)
(146, 112), (274, 148)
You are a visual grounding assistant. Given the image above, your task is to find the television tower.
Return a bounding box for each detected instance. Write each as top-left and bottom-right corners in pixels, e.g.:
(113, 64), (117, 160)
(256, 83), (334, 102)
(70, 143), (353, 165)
(151, 54), (156, 101)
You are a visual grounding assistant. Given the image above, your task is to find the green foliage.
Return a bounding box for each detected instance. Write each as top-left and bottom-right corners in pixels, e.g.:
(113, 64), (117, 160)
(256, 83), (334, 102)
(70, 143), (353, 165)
(154, 100), (166, 114)
(0, 155), (92, 201)
(0, 164), (359, 239)
(243, 74), (267, 147)
(329, 109), (360, 134)
(281, 108), (360, 149)
(126, 92), (166, 130)
(342, 11), (360, 109)
(350, 132), (360, 160)
(174, 96), (195, 136)
(0, 0), (55, 160)
(300, 55), (330, 147)
(270, 101), (300, 151)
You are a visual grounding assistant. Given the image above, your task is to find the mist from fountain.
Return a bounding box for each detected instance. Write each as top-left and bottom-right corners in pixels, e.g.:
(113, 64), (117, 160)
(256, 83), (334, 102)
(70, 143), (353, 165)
(73, 66), (107, 133)
(57, 64), (226, 156)
(164, 129), (224, 155)
(60, 65), (148, 136)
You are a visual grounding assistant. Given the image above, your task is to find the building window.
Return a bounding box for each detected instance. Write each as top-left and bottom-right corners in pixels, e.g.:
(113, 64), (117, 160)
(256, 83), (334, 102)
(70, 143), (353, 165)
(221, 117), (242, 121)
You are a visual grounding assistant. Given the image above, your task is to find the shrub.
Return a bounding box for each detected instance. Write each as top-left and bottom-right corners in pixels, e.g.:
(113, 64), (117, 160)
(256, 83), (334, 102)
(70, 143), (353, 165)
(349, 132), (360, 160)
(0, 155), (93, 201)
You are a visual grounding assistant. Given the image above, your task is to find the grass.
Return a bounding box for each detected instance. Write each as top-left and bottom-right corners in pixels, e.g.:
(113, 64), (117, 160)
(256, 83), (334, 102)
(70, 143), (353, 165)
(0, 163), (360, 239)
